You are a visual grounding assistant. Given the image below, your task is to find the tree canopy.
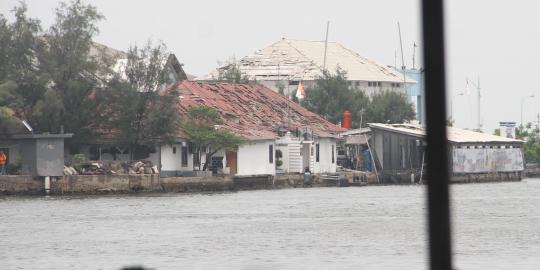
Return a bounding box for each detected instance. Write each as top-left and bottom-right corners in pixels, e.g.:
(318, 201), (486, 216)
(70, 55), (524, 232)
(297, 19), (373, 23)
(301, 67), (415, 128)
(0, 0), (181, 155)
(212, 58), (255, 84)
(515, 123), (540, 163)
(181, 106), (245, 170)
(102, 41), (181, 151)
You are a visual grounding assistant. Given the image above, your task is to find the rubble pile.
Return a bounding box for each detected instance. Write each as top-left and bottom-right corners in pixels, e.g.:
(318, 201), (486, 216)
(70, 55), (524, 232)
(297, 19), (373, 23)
(63, 160), (159, 175)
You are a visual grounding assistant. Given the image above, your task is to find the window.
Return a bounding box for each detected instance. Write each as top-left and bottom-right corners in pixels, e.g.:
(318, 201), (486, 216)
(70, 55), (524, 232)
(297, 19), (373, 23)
(377, 82), (381, 87)
(172, 146), (176, 154)
(316, 143), (320, 162)
(331, 145), (335, 164)
(194, 152), (200, 167)
(269, 144), (274, 163)
(181, 146), (188, 167)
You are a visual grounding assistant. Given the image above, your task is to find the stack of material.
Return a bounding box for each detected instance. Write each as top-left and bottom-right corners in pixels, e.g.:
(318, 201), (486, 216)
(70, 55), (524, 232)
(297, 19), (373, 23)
(63, 160), (160, 175)
(63, 166), (78, 175)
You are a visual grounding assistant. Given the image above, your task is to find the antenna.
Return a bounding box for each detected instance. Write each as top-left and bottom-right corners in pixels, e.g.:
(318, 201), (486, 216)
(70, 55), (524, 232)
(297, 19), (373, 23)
(323, 21), (330, 71)
(398, 22), (406, 70)
(412, 42), (417, 69)
(397, 22), (407, 92)
(466, 76), (481, 131)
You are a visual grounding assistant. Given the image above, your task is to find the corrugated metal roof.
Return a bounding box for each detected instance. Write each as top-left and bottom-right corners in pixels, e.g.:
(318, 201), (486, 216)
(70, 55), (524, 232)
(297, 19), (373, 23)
(368, 123), (524, 144)
(174, 81), (345, 140)
(200, 39), (416, 83)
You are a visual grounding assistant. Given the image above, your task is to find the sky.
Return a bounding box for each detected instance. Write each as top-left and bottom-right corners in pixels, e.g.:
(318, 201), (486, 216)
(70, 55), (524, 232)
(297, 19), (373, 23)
(1, 0), (539, 133)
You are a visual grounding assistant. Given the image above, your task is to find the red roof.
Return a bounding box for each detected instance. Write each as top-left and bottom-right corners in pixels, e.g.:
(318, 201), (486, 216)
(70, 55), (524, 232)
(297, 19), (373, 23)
(175, 81), (345, 140)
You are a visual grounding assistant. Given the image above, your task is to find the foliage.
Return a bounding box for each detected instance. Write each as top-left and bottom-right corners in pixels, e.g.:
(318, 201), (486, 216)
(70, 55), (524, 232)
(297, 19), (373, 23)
(103, 41), (180, 152)
(0, 1), (180, 157)
(302, 67), (415, 127)
(0, 1), (106, 146)
(213, 57), (255, 84)
(516, 123), (540, 163)
(365, 90), (416, 124)
(301, 68), (368, 127)
(181, 106), (245, 170)
(493, 128), (501, 136)
(275, 149), (283, 167)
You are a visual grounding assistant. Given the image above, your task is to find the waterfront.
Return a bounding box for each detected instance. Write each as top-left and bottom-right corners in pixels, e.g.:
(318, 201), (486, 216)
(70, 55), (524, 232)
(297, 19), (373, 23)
(1, 179), (539, 270)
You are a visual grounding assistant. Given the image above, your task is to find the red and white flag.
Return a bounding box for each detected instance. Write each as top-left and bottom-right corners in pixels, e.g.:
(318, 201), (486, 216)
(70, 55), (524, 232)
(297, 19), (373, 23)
(295, 82), (305, 99)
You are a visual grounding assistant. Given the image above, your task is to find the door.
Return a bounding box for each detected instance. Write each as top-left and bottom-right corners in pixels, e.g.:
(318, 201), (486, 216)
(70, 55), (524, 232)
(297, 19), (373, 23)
(226, 151), (237, 174)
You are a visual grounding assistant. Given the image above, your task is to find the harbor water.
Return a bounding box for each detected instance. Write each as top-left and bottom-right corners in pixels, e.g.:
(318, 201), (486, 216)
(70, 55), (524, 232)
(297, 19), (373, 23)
(1, 179), (539, 269)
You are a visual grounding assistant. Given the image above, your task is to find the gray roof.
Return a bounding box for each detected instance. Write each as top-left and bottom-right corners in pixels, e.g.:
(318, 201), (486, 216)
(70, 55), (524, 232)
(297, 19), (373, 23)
(368, 123), (524, 144)
(201, 39), (416, 83)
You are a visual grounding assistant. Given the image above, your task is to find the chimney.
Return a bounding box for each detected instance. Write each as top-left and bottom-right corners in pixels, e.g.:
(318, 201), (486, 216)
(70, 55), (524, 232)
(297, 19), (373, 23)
(342, 111), (352, 129)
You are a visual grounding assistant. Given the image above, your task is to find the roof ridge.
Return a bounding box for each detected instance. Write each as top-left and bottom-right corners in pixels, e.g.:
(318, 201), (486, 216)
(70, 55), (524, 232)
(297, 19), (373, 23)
(284, 40), (324, 78)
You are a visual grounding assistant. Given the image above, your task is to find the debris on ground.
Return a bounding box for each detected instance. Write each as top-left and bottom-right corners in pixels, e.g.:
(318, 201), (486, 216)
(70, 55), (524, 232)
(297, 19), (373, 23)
(64, 160), (159, 175)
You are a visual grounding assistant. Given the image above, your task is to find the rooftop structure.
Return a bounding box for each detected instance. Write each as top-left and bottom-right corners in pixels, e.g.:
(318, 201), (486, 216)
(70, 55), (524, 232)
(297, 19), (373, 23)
(368, 123), (523, 144)
(174, 81), (345, 140)
(200, 39), (415, 95)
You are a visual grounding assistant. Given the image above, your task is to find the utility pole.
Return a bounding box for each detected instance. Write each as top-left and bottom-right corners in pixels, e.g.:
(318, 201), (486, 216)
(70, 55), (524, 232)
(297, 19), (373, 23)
(398, 22), (407, 93)
(412, 42), (417, 69)
(322, 21), (330, 71)
(466, 76), (481, 131)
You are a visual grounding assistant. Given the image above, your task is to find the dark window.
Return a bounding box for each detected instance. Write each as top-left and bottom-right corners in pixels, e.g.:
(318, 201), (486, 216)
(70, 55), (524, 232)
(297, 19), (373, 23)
(194, 152), (200, 167)
(172, 147), (176, 154)
(331, 145), (335, 163)
(181, 146), (188, 167)
(269, 144), (274, 163)
(316, 143), (320, 162)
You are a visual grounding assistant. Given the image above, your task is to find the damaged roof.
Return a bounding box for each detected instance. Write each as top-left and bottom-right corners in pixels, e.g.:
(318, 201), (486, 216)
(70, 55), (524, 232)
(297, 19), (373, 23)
(175, 81), (345, 140)
(200, 38), (415, 83)
(368, 123), (524, 144)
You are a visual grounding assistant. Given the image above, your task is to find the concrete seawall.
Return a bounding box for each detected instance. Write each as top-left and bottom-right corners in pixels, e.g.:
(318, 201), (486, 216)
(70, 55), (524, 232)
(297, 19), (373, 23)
(0, 174), (314, 195)
(0, 171), (523, 195)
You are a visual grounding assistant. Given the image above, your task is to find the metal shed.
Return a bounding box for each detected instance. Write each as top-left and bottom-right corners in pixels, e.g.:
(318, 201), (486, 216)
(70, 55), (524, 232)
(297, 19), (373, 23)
(13, 133), (73, 177)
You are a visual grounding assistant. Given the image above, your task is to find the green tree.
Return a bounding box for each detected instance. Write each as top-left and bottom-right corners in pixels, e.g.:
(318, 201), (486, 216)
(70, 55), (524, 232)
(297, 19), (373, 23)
(516, 123), (540, 163)
(0, 3), (48, 135)
(39, 0), (106, 146)
(181, 106), (245, 171)
(301, 68), (369, 127)
(213, 57), (255, 84)
(365, 90), (415, 124)
(103, 41), (180, 157)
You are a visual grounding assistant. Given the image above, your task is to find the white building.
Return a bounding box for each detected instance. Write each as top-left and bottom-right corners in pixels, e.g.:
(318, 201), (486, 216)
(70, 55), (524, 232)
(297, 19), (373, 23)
(200, 38), (415, 96)
(163, 81), (344, 177)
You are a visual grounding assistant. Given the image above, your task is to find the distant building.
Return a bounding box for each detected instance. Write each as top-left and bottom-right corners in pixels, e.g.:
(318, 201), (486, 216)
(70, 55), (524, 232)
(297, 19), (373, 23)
(200, 38), (415, 97)
(368, 123), (524, 183)
(499, 122), (517, 139)
(395, 68), (425, 123)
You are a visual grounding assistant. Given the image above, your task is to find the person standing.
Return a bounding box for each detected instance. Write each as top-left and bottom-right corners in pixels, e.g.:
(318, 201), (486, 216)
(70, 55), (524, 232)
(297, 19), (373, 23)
(0, 151), (6, 175)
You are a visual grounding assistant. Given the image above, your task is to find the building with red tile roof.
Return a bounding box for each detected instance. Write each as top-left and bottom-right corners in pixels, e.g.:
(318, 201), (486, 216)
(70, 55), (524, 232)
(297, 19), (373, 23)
(175, 81), (345, 140)
(168, 81), (344, 176)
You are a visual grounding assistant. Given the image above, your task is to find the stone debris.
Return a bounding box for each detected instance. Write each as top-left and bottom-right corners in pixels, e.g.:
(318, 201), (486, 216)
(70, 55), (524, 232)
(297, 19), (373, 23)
(64, 160), (159, 175)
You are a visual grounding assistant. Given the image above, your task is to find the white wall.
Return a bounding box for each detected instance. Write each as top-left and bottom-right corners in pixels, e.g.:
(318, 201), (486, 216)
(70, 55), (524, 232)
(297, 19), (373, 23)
(311, 138), (337, 174)
(452, 146), (524, 173)
(237, 140), (276, 176)
(160, 143), (193, 172)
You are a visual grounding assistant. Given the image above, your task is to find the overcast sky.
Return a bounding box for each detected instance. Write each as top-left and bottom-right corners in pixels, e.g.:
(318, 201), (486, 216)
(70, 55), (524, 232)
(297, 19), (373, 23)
(1, 0), (538, 133)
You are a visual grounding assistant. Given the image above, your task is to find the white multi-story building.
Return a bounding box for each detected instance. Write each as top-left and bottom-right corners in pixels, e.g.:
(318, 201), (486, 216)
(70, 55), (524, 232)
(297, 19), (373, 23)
(201, 38), (415, 96)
